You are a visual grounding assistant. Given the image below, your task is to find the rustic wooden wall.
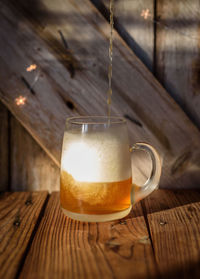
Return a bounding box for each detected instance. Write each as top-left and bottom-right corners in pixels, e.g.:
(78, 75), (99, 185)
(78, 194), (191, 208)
(0, 103), (9, 191)
(155, 0), (200, 129)
(96, 0), (155, 70)
(0, 104), (59, 191)
(97, 0), (200, 127)
(0, 0), (200, 191)
(10, 116), (59, 191)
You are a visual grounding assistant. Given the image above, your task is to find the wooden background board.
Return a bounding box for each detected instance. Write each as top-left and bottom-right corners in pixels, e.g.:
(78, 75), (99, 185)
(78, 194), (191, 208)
(95, 0), (155, 71)
(10, 116), (60, 192)
(0, 100), (60, 192)
(0, 0), (200, 190)
(155, 0), (200, 129)
(100, 0), (200, 129)
(0, 103), (9, 191)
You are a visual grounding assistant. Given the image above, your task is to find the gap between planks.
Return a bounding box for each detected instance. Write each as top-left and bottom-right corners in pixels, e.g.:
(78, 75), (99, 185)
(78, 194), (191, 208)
(15, 193), (50, 279)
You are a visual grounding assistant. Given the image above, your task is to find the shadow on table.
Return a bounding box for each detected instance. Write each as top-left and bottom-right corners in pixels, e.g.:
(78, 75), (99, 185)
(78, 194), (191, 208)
(160, 258), (200, 279)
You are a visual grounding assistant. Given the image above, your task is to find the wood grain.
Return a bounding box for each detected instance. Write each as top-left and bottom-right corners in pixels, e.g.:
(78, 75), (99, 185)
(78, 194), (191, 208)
(19, 192), (158, 279)
(10, 116), (60, 191)
(0, 0), (200, 188)
(148, 201), (200, 278)
(156, 0), (200, 129)
(0, 101), (9, 191)
(0, 191), (48, 279)
(95, 0), (155, 71)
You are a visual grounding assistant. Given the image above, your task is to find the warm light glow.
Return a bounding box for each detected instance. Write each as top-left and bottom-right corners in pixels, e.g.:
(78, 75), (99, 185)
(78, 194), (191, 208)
(141, 9), (151, 19)
(15, 96), (27, 106)
(61, 132), (132, 183)
(62, 142), (100, 182)
(26, 64), (37, 72)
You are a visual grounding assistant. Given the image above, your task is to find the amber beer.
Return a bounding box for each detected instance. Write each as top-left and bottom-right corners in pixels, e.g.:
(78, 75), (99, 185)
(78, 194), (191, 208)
(60, 171), (132, 214)
(60, 123), (134, 221)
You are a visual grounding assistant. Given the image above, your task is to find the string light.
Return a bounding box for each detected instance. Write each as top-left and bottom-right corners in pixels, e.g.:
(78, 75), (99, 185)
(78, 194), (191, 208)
(141, 9), (151, 20)
(116, 3), (200, 41)
(14, 65), (40, 106)
(26, 64), (37, 72)
(14, 5), (199, 112)
(15, 96), (27, 106)
(140, 8), (199, 41)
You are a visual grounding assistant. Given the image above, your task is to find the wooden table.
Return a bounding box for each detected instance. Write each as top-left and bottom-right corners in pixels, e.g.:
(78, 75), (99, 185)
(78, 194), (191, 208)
(0, 190), (200, 279)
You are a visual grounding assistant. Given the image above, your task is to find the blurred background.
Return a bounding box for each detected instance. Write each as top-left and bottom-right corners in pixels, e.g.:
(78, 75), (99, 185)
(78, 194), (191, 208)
(0, 0), (200, 192)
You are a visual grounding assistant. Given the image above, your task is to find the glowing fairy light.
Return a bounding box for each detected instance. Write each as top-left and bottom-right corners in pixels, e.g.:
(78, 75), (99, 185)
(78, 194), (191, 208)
(26, 64), (37, 72)
(15, 96), (27, 106)
(141, 9), (151, 19)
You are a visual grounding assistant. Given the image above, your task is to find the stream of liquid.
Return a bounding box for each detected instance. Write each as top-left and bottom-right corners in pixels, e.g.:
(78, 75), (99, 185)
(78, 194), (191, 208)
(107, 0), (114, 119)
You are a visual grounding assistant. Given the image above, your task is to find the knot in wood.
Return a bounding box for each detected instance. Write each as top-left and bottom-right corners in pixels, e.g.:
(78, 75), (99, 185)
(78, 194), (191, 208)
(13, 216), (21, 227)
(25, 195), (33, 206)
(139, 236), (150, 244)
(25, 199), (33, 206)
(119, 220), (127, 225)
(159, 220), (167, 226)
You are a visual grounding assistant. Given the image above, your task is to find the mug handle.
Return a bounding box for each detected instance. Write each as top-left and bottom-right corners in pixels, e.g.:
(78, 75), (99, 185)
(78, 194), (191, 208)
(130, 143), (162, 204)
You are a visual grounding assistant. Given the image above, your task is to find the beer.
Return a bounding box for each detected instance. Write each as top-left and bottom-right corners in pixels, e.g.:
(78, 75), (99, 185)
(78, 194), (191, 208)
(60, 171), (132, 214)
(60, 127), (135, 221)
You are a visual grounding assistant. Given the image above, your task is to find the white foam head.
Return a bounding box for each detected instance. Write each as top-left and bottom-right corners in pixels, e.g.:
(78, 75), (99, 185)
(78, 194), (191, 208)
(61, 129), (131, 182)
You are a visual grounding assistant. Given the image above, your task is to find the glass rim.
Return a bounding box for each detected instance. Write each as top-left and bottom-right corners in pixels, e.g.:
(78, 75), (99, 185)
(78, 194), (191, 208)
(66, 116), (126, 125)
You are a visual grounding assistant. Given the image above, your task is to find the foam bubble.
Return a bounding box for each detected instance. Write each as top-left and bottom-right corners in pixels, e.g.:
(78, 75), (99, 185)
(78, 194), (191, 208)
(61, 130), (131, 182)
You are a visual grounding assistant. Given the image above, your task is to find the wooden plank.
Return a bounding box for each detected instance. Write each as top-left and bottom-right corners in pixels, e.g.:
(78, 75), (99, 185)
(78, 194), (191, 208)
(0, 1), (200, 188)
(0, 101), (9, 191)
(156, 0), (200, 129)
(143, 189), (200, 214)
(94, 0), (155, 71)
(148, 201), (200, 278)
(0, 191), (48, 279)
(10, 116), (60, 191)
(19, 192), (158, 279)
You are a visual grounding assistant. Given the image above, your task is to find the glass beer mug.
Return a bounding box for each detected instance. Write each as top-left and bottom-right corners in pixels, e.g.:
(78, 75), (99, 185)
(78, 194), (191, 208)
(60, 116), (161, 222)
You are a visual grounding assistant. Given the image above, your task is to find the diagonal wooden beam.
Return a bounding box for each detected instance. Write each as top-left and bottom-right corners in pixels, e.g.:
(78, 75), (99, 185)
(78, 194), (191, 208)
(95, 0), (155, 71)
(0, 0), (200, 188)
(155, 0), (200, 130)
